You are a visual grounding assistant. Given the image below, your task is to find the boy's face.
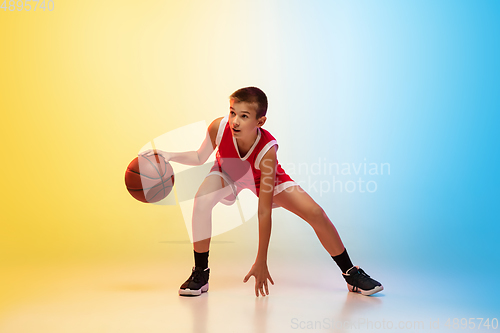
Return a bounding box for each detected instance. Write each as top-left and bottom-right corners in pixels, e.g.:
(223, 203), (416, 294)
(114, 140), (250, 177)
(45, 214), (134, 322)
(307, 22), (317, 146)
(229, 99), (266, 139)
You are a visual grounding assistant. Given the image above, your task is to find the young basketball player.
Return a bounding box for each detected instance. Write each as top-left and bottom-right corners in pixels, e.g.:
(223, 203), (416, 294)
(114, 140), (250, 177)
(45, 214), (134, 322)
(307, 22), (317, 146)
(140, 87), (383, 297)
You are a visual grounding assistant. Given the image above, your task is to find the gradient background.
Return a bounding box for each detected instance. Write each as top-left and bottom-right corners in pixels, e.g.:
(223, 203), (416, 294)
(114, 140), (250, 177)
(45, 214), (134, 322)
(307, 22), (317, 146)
(1, 0), (499, 331)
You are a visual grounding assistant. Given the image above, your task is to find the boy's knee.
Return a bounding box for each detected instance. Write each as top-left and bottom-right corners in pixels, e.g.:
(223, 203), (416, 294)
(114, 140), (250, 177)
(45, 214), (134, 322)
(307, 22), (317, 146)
(195, 186), (228, 208)
(307, 205), (326, 223)
(313, 205), (326, 218)
(194, 190), (217, 208)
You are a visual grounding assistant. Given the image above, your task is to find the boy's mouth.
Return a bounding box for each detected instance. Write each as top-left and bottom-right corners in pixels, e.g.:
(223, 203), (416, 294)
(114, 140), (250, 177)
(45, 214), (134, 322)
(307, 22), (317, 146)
(232, 127), (240, 133)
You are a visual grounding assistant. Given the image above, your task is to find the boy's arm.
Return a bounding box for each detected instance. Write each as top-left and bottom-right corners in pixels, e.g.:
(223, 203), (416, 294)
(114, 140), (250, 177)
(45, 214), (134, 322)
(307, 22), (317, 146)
(243, 146), (277, 297)
(140, 117), (222, 165)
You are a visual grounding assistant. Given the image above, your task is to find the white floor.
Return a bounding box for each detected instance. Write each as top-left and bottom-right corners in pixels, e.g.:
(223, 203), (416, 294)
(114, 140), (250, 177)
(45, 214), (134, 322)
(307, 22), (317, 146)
(1, 209), (497, 333)
(1, 256), (497, 333)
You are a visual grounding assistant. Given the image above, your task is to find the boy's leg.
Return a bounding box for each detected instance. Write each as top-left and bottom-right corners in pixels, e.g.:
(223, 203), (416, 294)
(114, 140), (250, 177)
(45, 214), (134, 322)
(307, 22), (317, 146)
(273, 185), (383, 295)
(179, 174), (234, 296)
(272, 185), (345, 257)
(192, 174), (234, 251)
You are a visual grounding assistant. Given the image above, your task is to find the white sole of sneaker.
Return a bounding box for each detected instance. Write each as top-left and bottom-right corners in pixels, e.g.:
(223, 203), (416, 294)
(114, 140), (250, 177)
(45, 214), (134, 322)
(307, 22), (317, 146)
(178, 282), (209, 296)
(347, 283), (384, 296)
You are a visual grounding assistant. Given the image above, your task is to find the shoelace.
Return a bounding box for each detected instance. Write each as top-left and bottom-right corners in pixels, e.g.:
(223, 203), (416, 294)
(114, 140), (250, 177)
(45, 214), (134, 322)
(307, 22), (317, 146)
(357, 268), (371, 278)
(351, 268), (372, 285)
(350, 269), (370, 292)
(189, 268), (205, 283)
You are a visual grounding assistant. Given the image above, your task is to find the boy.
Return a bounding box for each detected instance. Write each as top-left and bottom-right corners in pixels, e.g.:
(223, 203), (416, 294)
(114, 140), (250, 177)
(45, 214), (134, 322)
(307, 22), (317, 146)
(140, 87), (383, 297)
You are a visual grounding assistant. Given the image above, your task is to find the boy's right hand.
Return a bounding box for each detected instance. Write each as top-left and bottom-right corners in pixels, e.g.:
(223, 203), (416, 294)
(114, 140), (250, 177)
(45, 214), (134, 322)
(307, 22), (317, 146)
(138, 149), (171, 162)
(243, 261), (274, 297)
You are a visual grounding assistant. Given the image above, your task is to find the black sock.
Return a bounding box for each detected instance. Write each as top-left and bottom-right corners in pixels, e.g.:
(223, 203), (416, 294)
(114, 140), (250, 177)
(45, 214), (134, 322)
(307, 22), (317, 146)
(332, 248), (354, 273)
(194, 250), (209, 269)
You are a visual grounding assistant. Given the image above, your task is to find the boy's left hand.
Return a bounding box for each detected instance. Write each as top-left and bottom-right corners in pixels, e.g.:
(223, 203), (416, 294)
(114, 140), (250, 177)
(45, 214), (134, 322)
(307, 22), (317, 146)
(243, 261), (274, 297)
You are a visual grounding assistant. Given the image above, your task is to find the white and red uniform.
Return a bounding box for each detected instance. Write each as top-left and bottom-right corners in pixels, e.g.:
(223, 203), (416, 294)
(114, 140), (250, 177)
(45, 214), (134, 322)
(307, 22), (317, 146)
(208, 114), (297, 206)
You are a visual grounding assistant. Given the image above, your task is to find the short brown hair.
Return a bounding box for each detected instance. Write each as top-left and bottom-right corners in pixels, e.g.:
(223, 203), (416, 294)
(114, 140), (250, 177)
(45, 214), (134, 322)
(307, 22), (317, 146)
(229, 87), (268, 119)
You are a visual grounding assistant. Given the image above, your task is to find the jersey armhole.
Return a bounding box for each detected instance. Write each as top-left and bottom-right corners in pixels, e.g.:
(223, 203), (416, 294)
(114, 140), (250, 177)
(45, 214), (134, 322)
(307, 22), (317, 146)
(215, 115), (229, 147)
(254, 140), (278, 170)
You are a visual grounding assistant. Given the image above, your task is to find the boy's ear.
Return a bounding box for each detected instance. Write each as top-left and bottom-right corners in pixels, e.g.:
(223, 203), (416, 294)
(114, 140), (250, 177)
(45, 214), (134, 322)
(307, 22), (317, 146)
(257, 116), (267, 127)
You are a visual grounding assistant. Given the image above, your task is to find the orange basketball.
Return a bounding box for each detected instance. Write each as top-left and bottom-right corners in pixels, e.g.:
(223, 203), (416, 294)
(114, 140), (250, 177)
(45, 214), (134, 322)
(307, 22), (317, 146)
(125, 154), (174, 203)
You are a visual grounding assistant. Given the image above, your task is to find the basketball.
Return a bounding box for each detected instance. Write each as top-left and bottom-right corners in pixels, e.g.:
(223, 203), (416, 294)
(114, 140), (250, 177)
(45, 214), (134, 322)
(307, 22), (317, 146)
(125, 153), (175, 203)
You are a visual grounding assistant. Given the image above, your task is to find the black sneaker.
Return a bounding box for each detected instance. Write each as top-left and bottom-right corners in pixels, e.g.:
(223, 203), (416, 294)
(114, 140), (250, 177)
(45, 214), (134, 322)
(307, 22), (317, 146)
(179, 266), (210, 296)
(342, 266), (383, 296)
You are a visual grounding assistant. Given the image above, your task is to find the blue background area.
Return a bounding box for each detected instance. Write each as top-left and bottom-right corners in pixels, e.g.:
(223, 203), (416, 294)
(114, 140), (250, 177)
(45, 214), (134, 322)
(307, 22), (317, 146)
(258, 0), (499, 305)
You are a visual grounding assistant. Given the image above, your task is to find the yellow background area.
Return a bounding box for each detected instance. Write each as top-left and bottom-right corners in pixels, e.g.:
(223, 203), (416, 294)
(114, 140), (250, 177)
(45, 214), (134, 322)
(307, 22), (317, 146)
(1, 0), (291, 309)
(1, 1), (275, 262)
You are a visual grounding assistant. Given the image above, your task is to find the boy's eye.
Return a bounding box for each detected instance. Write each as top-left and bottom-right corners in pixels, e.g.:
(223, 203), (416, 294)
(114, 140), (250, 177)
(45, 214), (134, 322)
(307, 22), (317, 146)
(242, 115), (248, 118)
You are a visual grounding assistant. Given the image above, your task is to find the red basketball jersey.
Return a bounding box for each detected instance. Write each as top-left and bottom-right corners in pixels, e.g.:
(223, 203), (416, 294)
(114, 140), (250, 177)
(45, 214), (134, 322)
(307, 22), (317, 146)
(209, 115), (296, 198)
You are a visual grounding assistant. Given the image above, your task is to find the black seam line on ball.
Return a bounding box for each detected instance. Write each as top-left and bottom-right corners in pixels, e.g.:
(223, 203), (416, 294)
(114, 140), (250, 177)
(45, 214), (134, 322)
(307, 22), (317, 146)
(129, 181), (174, 192)
(141, 155), (165, 178)
(128, 168), (162, 180)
